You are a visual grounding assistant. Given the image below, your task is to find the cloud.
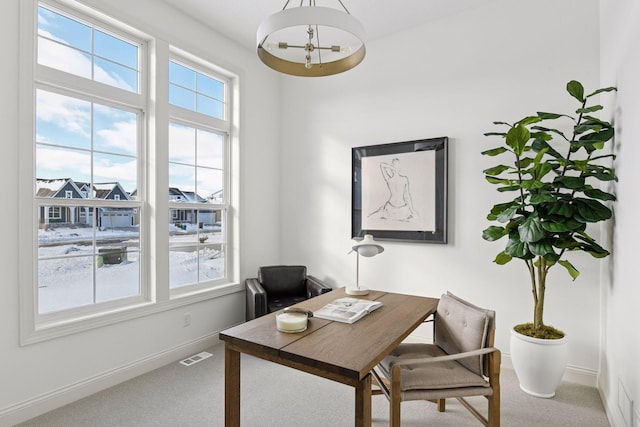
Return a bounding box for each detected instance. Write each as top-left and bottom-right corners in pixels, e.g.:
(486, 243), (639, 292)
(95, 116), (138, 155)
(36, 146), (137, 192)
(37, 90), (91, 138)
(38, 30), (134, 92)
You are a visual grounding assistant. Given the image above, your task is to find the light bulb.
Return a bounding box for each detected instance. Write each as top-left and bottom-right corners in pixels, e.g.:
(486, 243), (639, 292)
(357, 246), (379, 257)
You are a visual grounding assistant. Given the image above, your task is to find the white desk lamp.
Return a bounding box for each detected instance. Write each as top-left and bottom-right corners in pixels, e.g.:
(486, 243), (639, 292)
(346, 234), (384, 296)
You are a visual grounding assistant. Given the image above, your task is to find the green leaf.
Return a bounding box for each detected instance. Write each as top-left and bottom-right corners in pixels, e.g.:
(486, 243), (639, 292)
(531, 125), (568, 140)
(567, 80), (585, 102)
(528, 240), (555, 257)
(574, 235), (609, 257)
(591, 172), (617, 182)
(521, 179), (545, 190)
(497, 185), (521, 192)
(589, 250), (610, 259)
(586, 86), (617, 98)
(518, 157), (534, 169)
(484, 132), (507, 137)
(576, 105), (603, 114)
(506, 124), (530, 156)
(518, 214), (546, 243)
(482, 226), (506, 241)
(483, 165), (511, 175)
(577, 126), (614, 142)
(558, 260), (580, 280)
(481, 147), (508, 156)
(505, 233), (531, 258)
(536, 162), (554, 180)
(541, 221), (573, 232)
(489, 202), (517, 214)
(578, 128), (614, 145)
(574, 198), (612, 222)
(493, 121), (511, 126)
(554, 176), (585, 189)
(537, 112), (570, 120)
(485, 176), (513, 185)
(517, 116), (542, 126)
(494, 251), (512, 265)
(583, 188), (616, 201)
(548, 200), (574, 217)
(531, 138), (563, 159)
(497, 206), (519, 223)
(575, 123), (603, 134)
(530, 193), (557, 204)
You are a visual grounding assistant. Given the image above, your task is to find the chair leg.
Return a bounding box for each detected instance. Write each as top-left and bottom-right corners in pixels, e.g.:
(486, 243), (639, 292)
(488, 394), (499, 427)
(437, 398), (446, 412)
(391, 392), (401, 427)
(488, 350), (501, 427)
(391, 368), (402, 427)
(488, 382), (500, 426)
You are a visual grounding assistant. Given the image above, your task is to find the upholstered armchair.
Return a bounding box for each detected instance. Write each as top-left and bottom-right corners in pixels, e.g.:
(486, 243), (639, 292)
(245, 265), (332, 321)
(372, 292), (501, 427)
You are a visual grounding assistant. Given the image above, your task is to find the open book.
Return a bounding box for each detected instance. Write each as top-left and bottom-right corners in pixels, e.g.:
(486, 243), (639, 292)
(314, 297), (383, 324)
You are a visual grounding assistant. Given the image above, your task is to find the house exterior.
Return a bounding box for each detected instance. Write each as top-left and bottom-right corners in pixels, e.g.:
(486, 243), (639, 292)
(36, 180), (215, 229)
(169, 187), (217, 226)
(36, 178), (86, 227)
(36, 179), (136, 228)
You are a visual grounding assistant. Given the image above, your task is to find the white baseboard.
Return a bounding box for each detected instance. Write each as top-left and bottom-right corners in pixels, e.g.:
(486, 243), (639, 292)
(0, 333), (221, 426)
(404, 332), (599, 388)
(599, 384), (624, 427)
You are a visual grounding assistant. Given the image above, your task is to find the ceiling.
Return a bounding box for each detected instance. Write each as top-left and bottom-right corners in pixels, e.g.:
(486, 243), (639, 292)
(162, 0), (494, 51)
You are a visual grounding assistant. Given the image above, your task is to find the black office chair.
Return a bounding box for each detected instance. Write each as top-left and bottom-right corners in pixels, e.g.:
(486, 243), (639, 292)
(245, 265), (332, 321)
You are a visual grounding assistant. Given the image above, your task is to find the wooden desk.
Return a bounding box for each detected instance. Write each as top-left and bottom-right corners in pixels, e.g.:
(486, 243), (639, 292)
(219, 288), (438, 426)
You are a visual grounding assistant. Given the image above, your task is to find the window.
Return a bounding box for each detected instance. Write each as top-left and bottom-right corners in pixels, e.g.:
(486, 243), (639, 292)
(168, 59), (229, 292)
(169, 60), (225, 120)
(34, 4), (142, 316)
(20, 0), (239, 343)
(37, 5), (139, 92)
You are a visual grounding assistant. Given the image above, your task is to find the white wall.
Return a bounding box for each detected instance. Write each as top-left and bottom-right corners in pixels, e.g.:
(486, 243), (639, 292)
(0, 0), (281, 424)
(279, 0), (604, 377)
(3, 0), (637, 424)
(600, 1), (640, 426)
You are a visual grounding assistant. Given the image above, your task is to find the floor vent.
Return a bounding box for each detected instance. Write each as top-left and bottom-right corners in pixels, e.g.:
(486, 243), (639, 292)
(179, 351), (213, 367)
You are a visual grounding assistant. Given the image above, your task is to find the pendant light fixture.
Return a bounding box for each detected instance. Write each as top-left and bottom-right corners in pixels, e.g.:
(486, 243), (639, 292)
(257, 0), (366, 77)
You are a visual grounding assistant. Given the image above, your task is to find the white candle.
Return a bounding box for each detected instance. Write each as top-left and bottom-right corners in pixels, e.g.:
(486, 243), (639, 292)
(276, 312), (308, 333)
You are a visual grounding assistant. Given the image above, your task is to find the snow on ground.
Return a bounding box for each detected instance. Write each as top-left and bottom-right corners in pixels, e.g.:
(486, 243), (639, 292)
(38, 225), (224, 314)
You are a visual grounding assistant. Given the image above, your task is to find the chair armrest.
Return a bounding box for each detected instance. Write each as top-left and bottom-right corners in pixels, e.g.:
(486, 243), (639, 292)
(245, 278), (267, 321)
(392, 347), (500, 369)
(306, 275), (332, 297)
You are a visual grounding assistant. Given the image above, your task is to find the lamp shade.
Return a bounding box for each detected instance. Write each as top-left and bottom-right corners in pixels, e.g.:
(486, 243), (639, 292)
(256, 5), (366, 77)
(351, 234), (384, 257)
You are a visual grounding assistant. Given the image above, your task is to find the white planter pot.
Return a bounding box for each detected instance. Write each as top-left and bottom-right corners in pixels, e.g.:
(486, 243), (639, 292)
(509, 327), (568, 398)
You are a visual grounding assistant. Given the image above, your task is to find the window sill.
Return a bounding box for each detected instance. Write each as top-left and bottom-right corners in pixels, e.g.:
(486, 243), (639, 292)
(21, 281), (243, 346)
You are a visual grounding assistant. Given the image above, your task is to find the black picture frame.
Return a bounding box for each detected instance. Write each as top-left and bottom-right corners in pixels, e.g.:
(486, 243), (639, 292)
(352, 137), (448, 243)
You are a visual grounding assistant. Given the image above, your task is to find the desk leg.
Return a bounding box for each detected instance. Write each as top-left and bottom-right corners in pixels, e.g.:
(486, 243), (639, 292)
(355, 373), (372, 427)
(224, 344), (240, 427)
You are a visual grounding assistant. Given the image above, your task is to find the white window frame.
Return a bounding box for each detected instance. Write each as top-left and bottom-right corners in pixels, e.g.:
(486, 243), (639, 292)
(167, 51), (232, 295)
(18, 0), (241, 345)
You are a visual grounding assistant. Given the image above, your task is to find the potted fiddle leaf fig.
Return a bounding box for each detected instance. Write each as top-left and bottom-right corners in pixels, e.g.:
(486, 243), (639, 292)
(481, 80), (616, 397)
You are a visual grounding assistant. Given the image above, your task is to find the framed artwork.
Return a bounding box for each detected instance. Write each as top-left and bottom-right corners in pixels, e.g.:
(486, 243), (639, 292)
(352, 137), (448, 243)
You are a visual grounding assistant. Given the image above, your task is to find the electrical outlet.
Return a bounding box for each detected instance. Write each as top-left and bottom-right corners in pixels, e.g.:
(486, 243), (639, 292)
(183, 312), (191, 327)
(618, 379), (633, 427)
